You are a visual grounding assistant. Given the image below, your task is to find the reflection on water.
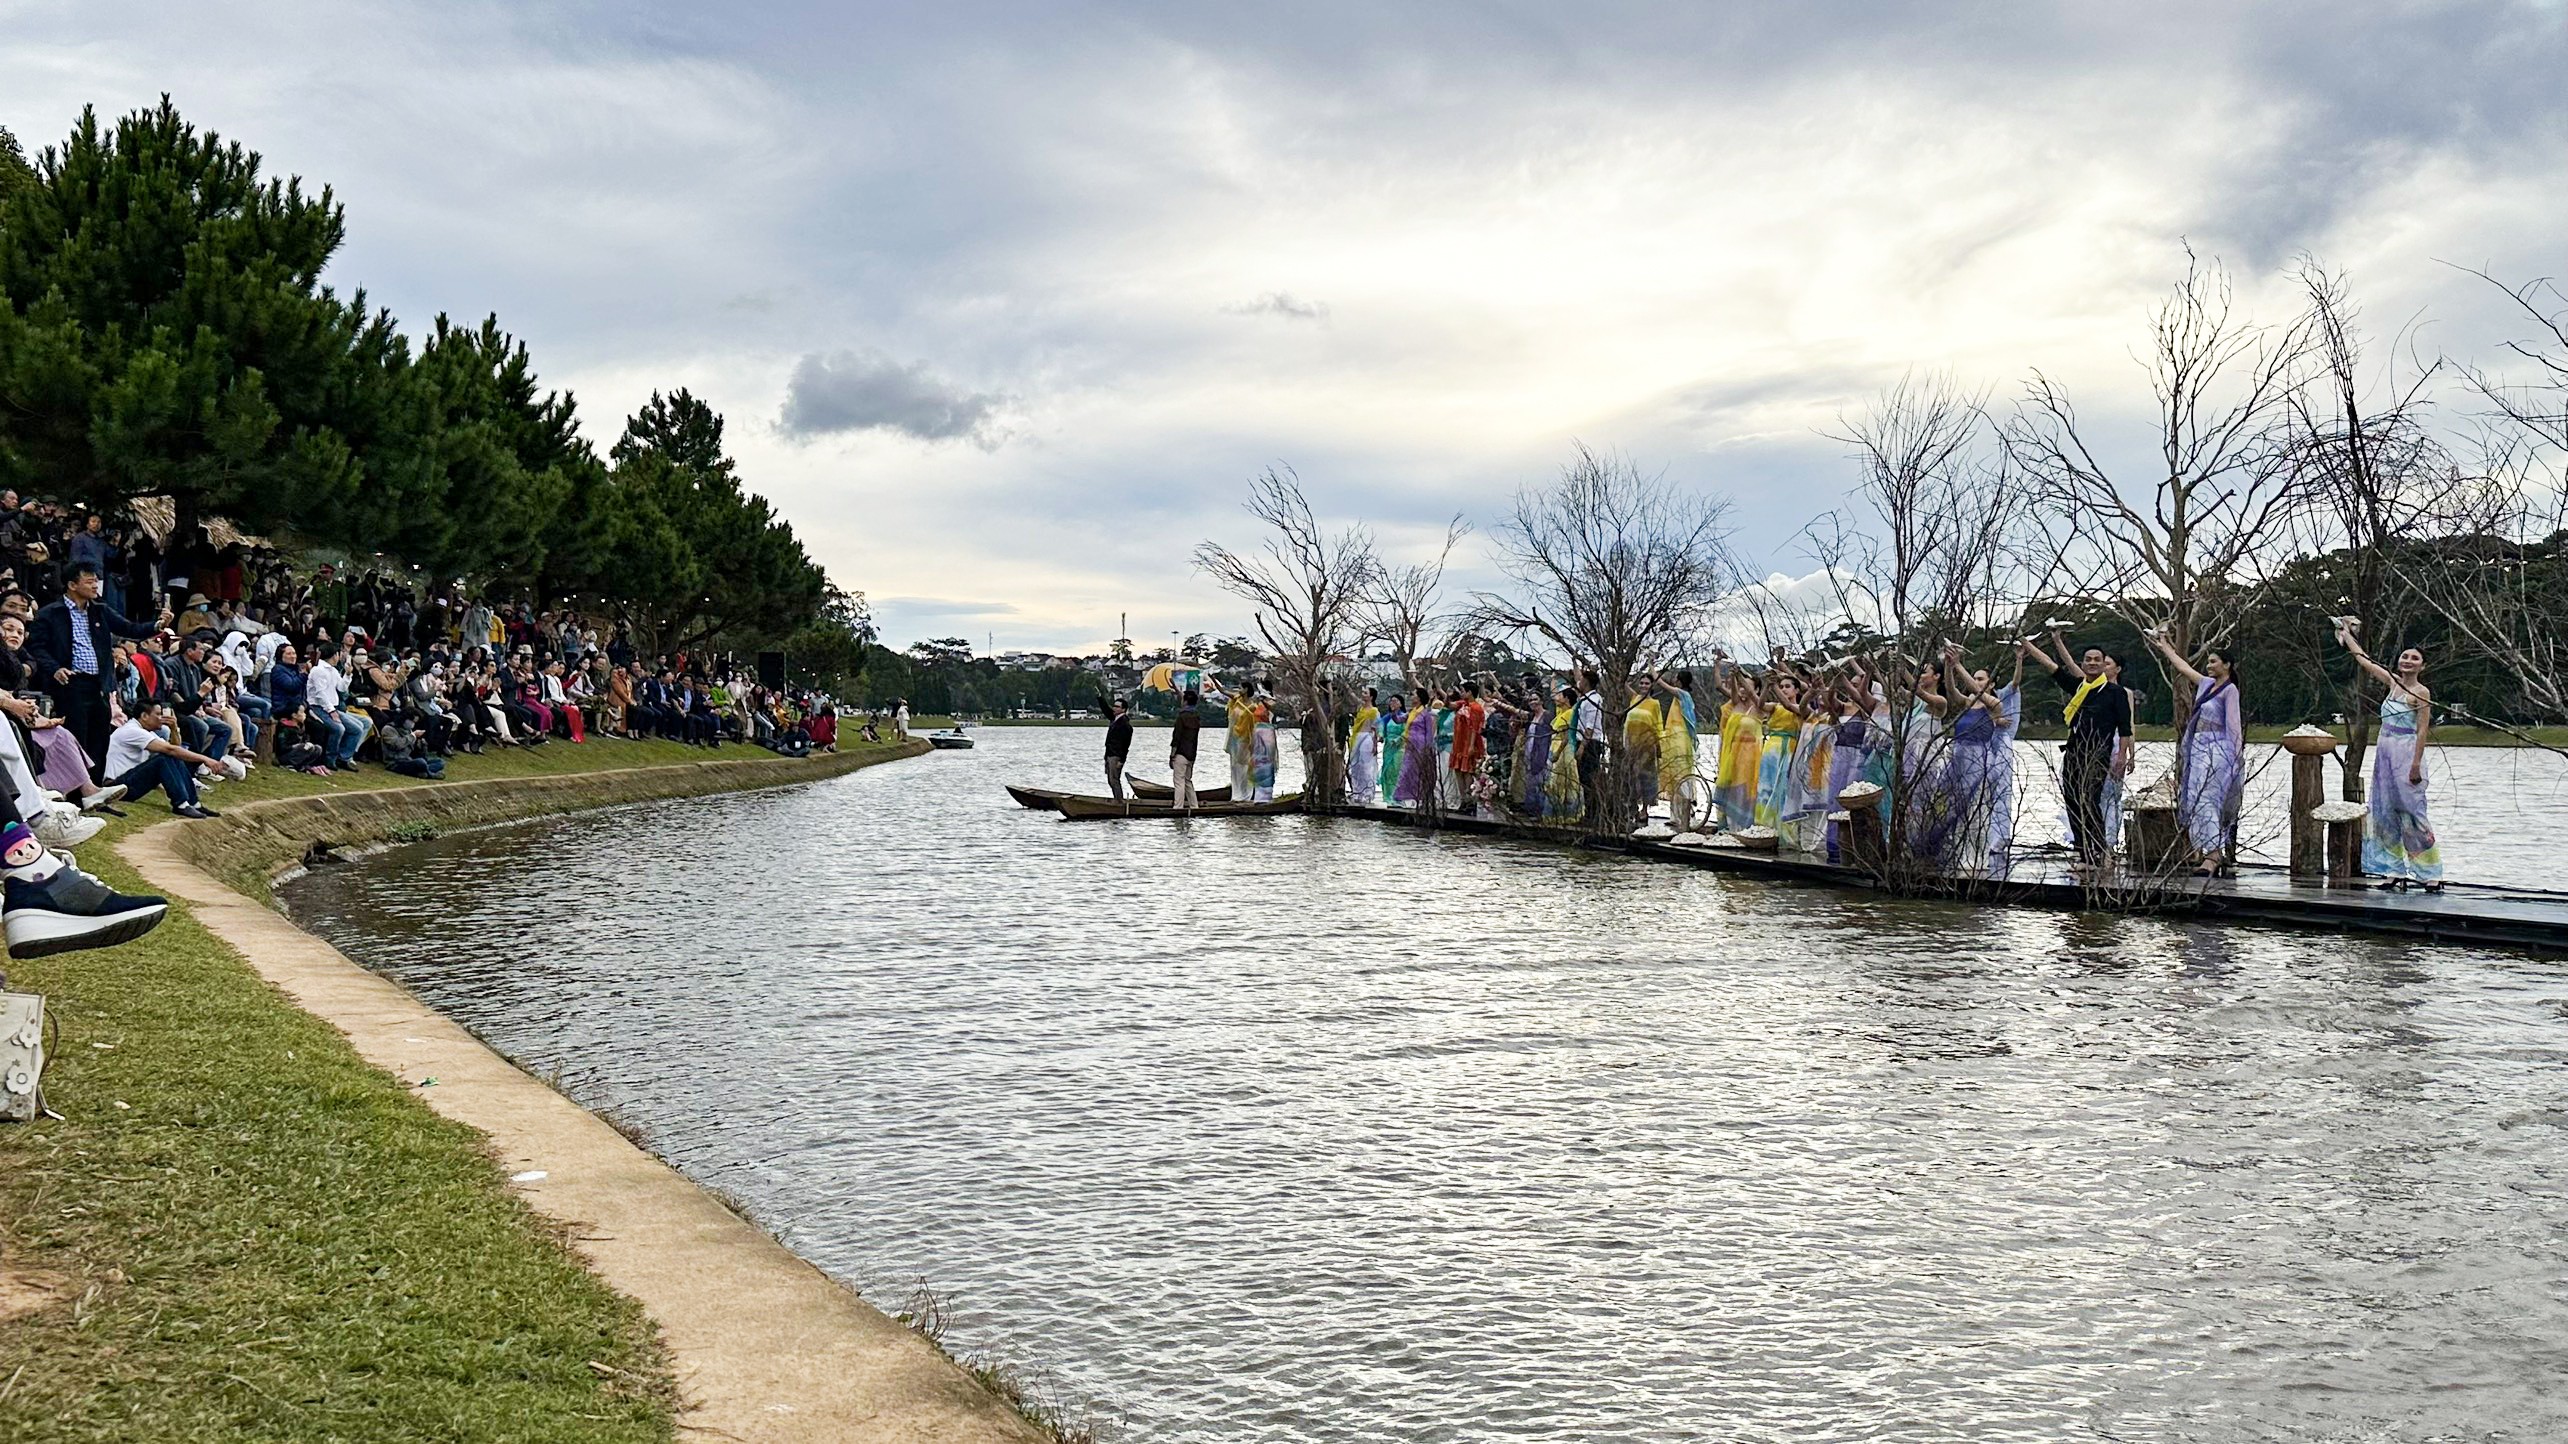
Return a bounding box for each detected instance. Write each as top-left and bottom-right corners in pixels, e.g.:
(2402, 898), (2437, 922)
(281, 729), (2568, 1443)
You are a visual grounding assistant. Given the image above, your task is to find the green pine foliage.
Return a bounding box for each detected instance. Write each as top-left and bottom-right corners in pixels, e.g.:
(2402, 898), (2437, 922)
(0, 98), (840, 660)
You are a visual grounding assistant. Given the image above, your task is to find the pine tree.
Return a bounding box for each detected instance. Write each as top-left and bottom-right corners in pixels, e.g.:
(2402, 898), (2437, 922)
(0, 98), (392, 534)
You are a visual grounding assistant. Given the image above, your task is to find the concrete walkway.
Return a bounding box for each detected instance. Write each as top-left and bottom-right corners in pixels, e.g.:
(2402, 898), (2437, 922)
(121, 818), (1047, 1444)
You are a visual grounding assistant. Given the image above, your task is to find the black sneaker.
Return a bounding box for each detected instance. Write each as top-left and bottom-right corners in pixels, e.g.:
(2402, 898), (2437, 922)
(175, 804), (223, 819)
(4, 866), (169, 959)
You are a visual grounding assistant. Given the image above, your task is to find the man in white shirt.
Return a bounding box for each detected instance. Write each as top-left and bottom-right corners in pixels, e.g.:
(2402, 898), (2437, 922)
(304, 641), (371, 769)
(105, 699), (222, 819)
(1574, 669), (1607, 820)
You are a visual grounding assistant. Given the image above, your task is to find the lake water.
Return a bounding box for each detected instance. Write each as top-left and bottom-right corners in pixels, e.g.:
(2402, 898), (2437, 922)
(282, 728), (2568, 1443)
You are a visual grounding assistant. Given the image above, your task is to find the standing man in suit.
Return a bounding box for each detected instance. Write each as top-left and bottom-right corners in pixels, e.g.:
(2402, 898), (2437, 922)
(28, 562), (168, 775)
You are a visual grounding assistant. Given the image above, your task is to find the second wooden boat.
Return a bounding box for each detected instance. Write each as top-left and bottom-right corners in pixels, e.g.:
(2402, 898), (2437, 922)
(1054, 792), (1304, 821)
(1006, 784), (1070, 811)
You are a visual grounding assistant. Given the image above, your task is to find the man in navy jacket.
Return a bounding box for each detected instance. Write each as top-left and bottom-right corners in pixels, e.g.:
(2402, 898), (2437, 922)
(28, 562), (168, 775)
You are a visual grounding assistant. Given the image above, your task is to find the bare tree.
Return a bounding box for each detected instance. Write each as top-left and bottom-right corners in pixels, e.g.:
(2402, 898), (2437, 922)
(2008, 248), (2316, 655)
(1360, 515), (1470, 697)
(1193, 467), (1376, 807)
(1472, 445), (1738, 834)
(2276, 259), (2470, 795)
(1804, 373), (2032, 888)
(1806, 372), (2020, 647)
(2406, 268), (2568, 723)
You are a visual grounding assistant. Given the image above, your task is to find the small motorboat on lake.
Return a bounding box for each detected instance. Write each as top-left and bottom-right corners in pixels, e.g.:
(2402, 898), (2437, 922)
(927, 728), (975, 749)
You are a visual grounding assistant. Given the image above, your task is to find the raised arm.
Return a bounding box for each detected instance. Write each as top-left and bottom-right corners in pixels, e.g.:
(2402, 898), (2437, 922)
(2145, 628), (2206, 689)
(2336, 626), (2401, 692)
(2042, 629), (2078, 675)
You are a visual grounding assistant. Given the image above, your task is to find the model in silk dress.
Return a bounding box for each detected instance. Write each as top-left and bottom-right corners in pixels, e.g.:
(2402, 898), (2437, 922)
(2339, 626), (2443, 890)
(2144, 630), (2244, 875)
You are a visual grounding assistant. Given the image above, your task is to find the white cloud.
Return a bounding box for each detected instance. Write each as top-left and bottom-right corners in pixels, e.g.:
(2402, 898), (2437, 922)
(8, 1), (2565, 655)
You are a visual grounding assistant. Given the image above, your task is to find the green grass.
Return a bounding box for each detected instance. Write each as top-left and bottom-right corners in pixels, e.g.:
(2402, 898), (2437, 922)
(0, 732), (878, 1443)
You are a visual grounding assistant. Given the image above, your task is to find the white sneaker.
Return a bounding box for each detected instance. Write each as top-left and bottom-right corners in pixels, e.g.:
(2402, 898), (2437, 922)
(78, 784), (125, 811)
(33, 810), (104, 851)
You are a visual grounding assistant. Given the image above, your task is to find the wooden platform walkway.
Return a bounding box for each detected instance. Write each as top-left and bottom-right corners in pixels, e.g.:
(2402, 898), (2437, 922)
(1338, 803), (2568, 954)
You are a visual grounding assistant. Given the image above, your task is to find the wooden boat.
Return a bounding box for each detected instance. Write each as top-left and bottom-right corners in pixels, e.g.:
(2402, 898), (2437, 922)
(1125, 776), (1234, 803)
(1006, 784), (1070, 811)
(1054, 792), (1304, 821)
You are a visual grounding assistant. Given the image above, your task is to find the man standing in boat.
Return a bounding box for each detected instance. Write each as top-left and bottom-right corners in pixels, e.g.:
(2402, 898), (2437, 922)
(1169, 687), (1204, 811)
(1103, 694), (1133, 800)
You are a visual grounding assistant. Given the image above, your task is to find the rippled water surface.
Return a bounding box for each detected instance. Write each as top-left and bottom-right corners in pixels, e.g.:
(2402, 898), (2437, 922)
(282, 729), (2568, 1443)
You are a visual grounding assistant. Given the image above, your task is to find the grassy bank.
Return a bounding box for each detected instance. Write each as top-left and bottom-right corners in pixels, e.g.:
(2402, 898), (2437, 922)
(0, 735), (916, 1443)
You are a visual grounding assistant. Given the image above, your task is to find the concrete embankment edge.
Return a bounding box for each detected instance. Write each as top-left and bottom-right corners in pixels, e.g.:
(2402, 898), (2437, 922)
(117, 744), (1050, 1444)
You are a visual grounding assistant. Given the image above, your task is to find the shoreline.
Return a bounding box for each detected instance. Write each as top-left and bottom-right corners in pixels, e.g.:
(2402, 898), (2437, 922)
(8, 740), (1050, 1444)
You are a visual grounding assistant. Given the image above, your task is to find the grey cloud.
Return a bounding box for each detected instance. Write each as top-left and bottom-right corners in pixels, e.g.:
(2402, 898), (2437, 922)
(1224, 292), (1330, 321)
(779, 348), (1010, 447)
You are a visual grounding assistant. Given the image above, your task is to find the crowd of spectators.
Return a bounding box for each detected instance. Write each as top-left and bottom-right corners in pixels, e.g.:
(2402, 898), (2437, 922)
(0, 489), (844, 966)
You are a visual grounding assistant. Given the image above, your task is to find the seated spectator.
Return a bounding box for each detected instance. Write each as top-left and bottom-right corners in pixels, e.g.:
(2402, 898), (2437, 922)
(200, 652), (256, 760)
(105, 698), (224, 819)
(305, 640), (371, 770)
(540, 658), (585, 741)
(269, 704), (330, 774)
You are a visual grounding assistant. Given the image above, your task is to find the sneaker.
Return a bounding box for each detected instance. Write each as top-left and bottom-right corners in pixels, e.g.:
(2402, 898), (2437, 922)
(77, 784), (126, 812)
(174, 804), (223, 820)
(32, 810), (103, 852)
(3, 866), (169, 959)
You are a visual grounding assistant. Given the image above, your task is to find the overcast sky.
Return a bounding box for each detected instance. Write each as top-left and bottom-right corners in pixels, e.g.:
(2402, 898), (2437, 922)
(8, 1), (2565, 653)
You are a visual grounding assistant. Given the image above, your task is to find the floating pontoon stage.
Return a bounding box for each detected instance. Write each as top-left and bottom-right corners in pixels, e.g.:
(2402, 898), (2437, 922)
(1339, 803), (2568, 954)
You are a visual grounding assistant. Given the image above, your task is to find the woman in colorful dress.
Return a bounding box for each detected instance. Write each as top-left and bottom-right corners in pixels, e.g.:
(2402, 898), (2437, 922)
(2145, 630), (2243, 876)
(1712, 666), (1762, 832)
(1933, 649), (2012, 875)
(1434, 691), (1462, 811)
(1224, 682), (1258, 798)
(1378, 694), (1406, 805)
(1780, 677), (1836, 852)
(1543, 685), (1584, 820)
(1985, 650), (2025, 876)
(1395, 690), (1438, 807)
(1752, 674), (1805, 830)
(1516, 686), (1555, 816)
(1250, 688), (1279, 802)
(1821, 675), (1875, 862)
(1656, 670), (1700, 831)
(2339, 626), (2443, 892)
(1346, 688), (1380, 801)
(1896, 661), (1952, 861)
(1624, 687), (1663, 816)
